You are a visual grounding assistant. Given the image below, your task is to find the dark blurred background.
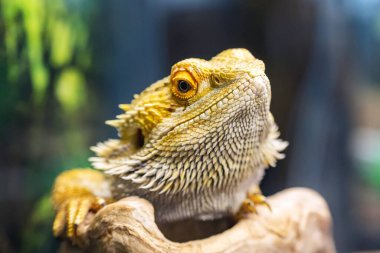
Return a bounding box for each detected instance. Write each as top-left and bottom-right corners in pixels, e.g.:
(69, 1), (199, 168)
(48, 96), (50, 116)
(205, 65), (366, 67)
(1, 0), (380, 252)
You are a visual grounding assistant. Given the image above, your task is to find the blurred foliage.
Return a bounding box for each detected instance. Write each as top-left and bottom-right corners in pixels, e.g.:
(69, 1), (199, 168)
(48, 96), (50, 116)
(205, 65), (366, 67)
(21, 195), (56, 253)
(55, 68), (87, 113)
(1, 0), (92, 108)
(0, 0), (97, 173)
(0, 0), (98, 161)
(0, 0), (99, 252)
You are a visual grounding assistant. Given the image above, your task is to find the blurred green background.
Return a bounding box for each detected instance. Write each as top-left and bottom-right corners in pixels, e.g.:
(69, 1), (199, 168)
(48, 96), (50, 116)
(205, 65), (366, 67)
(1, 0), (102, 252)
(1, 0), (380, 252)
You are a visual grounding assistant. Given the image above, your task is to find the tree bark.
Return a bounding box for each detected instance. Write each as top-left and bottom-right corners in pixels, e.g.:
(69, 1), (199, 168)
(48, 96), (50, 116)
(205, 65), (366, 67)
(59, 187), (336, 253)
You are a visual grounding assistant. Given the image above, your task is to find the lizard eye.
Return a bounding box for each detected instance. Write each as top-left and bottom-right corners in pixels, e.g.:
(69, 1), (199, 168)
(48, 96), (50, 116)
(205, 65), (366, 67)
(177, 80), (191, 93)
(171, 70), (198, 100)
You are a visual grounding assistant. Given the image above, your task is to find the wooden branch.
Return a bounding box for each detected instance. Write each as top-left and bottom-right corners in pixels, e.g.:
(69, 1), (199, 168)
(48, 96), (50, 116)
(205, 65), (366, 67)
(60, 187), (336, 253)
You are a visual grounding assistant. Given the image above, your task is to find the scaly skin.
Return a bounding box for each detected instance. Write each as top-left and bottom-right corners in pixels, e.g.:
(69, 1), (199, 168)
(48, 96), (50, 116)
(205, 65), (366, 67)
(51, 48), (288, 241)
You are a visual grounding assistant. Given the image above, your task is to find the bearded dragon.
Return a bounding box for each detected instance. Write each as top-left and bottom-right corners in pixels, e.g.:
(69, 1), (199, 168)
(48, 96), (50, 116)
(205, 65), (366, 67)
(52, 48), (288, 241)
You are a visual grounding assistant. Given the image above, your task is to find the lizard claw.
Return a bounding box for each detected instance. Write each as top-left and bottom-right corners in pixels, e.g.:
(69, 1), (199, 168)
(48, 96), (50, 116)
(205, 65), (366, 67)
(53, 208), (66, 237)
(236, 186), (271, 219)
(51, 169), (112, 244)
(53, 196), (107, 243)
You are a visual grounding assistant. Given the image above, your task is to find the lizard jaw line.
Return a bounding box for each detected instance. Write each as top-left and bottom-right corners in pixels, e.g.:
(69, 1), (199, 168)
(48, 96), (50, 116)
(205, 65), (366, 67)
(152, 76), (263, 142)
(177, 75), (263, 126)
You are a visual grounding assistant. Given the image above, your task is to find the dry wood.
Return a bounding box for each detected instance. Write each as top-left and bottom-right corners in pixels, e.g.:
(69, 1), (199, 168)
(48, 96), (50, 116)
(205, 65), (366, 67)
(59, 187), (336, 253)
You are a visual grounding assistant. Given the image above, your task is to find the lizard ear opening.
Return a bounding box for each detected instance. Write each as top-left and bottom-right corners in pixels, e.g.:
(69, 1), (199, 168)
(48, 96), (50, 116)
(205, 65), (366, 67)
(133, 128), (145, 149)
(124, 127), (145, 151)
(119, 126), (145, 151)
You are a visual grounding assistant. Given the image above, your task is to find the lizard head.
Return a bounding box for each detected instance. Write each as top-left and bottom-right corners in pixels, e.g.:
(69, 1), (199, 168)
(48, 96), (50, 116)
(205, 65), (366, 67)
(90, 48), (287, 195)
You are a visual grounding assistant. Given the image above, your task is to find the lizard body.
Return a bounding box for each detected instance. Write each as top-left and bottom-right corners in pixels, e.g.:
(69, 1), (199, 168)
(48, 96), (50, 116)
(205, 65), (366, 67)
(52, 48), (288, 239)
